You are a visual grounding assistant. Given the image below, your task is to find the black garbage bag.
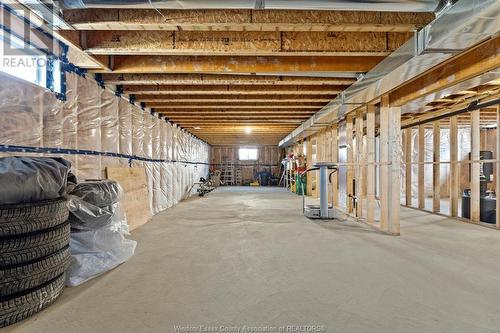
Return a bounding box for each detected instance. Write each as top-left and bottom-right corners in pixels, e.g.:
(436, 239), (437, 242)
(67, 180), (126, 232)
(0, 157), (71, 204)
(69, 180), (122, 207)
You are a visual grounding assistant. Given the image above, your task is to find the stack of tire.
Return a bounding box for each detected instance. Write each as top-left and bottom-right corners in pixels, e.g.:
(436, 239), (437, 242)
(0, 198), (70, 328)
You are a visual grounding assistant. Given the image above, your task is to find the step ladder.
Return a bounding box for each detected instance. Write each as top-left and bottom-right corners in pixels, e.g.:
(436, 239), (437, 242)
(221, 161), (235, 186)
(235, 167), (242, 185)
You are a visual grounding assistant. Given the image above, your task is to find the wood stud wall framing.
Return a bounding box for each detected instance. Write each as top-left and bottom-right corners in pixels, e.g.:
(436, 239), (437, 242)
(287, 83), (500, 235)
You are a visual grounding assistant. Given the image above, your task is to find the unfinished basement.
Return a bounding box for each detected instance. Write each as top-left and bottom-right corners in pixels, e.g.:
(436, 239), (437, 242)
(0, 0), (499, 332)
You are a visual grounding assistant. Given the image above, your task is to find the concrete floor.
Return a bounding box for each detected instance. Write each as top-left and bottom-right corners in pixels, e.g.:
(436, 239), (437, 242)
(6, 187), (500, 333)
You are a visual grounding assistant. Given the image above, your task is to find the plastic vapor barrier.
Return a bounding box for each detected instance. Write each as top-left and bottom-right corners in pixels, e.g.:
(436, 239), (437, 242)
(405, 127), (471, 199)
(100, 89), (120, 177)
(62, 73), (79, 168)
(0, 71), (210, 218)
(77, 75), (101, 180)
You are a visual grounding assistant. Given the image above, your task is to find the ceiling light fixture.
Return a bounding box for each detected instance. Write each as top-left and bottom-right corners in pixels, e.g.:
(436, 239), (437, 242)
(245, 127), (252, 134)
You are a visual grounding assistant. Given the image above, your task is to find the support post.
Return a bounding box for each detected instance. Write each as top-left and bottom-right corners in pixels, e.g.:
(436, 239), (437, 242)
(306, 138), (313, 196)
(366, 104), (376, 224)
(404, 127), (412, 206)
(433, 121), (440, 213)
(497, 105), (500, 228)
(355, 108), (364, 218)
(418, 124), (425, 209)
(379, 96), (401, 235)
(346, 115), (354, 213)
(331, 125), (339, 206)
(450, 116), (459, 217)
(471, 109), (480, 223)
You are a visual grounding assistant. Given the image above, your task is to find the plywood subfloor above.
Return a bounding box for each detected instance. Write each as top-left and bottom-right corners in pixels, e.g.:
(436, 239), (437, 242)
(60, 7), (435, 145)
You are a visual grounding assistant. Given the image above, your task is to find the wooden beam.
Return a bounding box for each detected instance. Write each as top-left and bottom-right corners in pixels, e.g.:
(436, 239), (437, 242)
(146, 99), (333, 103)
(331, 125), (339, 207)
(64, 9), (434, 32)
(173, 120), (302, 124)
(83, 30), (409, 56)
(404, 127), (412, 206)
(449, 116), (459, 217)
(101, 73), (356, 86)
(108, 55), (384, 74)
(418, 124), (425, 209)
(156, 110), (317, 115)
(346, 115), (354, 213)
(470, 109), (481, 223)
(355, 108), (364, 218)
(149, 102), (326, 108)
(166, 115), (310, 119)
(401, 93), (500, 129)
(136, 94), (335, 101)
(177, 111), (306, 118)
(379, 98), (389, 230)
(306, 139), (313, 196)
(192, 131), (292, 135)
(366, 104), (375, 224)
(390, 36), (500, 106)
(183, 125), (295, 129)
(432, 121), (440, 213)
(379, 95), (401, 235)
(388, 103), (402, 235)
(125, 84), (345, 94)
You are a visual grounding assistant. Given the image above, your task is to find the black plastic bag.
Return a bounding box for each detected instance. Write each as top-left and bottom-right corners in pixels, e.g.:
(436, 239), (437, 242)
(0, 157), (71, 204)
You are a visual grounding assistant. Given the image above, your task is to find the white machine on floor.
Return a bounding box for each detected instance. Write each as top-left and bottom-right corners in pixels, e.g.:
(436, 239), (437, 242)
(300, 162), (338, 219)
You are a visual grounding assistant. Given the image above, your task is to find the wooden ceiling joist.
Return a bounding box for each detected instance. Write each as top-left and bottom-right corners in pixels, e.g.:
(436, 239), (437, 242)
(124, 84), (345, 95)
(108, 55), (384, 74)
(156, 109), (318, 113)
(100, 74), (356, 86)
(136, 95), (335, 102)
(172, 120), (303, 124)
(147, 102), (326, 108)
(64, 9), (433, 32)
(167, 115), (312, 119)
(59, 7), (437, 145)
(83, 30), (409, 56)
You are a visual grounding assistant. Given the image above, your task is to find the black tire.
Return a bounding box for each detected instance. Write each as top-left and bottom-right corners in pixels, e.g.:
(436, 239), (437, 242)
(0, 246), (70, 298)
(0, 199), (69, 237)
(0, 222), (70, 267)
(0, 273), (65, 328)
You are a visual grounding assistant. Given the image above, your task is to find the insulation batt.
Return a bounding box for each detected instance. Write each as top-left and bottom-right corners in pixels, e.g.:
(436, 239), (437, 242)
(0, 71), (210, 215)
